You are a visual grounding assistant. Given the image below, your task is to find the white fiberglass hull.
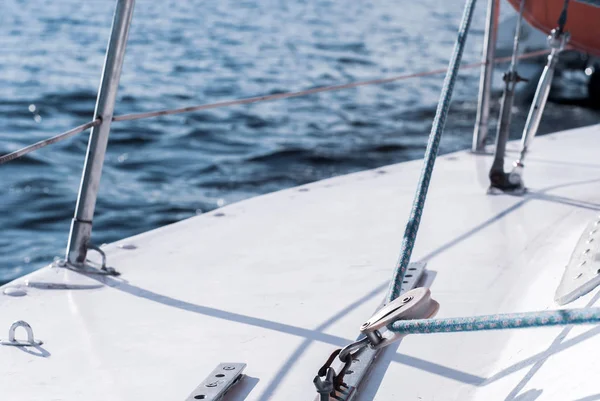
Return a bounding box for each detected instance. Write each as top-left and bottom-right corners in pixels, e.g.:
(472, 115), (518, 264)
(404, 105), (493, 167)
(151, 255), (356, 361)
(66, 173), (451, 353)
(1, 125), (600, 400)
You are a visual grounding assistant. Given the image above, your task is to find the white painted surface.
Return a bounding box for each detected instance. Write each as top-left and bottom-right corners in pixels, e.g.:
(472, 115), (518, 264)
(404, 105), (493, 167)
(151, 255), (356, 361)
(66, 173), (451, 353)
(1, 125), (600, 400)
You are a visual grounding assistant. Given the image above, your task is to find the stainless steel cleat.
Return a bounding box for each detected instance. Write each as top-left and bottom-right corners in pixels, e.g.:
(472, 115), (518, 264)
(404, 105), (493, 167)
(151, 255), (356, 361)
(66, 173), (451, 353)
(360, 287), (439, 350)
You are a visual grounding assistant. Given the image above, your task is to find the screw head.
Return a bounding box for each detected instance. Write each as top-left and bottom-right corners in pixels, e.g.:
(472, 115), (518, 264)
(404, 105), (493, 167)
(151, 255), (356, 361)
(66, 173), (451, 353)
(205, 382), (218, 388)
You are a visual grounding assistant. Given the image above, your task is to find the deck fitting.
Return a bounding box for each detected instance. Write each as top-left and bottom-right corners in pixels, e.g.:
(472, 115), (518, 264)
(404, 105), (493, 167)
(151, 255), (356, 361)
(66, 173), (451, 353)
(556, 218), (600, 305)
(184, 363), (246, 401)
(0, 321), (42, 347)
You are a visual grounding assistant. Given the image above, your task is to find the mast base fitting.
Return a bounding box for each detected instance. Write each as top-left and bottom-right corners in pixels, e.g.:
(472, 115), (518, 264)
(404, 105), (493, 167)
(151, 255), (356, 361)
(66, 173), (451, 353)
(488, 169), (526, 195)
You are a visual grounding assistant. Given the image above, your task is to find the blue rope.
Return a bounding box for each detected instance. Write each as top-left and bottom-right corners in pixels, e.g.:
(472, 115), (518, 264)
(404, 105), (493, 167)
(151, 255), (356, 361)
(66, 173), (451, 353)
(387, 0), (478, 303)
(382, 0), (599, 337)
(388, 307), (600, 334)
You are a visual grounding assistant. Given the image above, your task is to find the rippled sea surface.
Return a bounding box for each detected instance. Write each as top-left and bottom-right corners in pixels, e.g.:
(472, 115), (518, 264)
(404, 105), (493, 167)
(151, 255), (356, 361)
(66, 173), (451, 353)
(1, 0), (599, 283)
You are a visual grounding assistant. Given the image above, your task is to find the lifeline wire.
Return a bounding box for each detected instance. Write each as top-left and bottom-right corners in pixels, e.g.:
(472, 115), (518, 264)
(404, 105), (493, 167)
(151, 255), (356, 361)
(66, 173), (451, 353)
(389, 307), (600, 334)
(111, 50), (549, 122)
(0, 119), (100, 165)
(387, 0), (478, 303)
(0, 49), (551, 166)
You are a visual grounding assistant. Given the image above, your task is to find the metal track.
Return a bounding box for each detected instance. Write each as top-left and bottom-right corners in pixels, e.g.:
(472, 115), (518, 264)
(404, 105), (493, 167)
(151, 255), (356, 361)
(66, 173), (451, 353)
(315, 261), (427, 401)
(184, 363), (246, 401)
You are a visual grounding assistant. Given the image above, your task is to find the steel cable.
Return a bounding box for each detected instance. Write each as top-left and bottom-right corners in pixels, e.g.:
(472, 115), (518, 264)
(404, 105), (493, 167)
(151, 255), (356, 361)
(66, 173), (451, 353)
(0, 49), (552, 165)
(112, 50), (551, 122)
(0, 119), (100, 165)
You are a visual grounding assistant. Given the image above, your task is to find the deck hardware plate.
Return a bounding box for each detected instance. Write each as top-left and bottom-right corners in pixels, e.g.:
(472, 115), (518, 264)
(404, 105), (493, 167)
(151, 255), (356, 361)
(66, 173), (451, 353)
(54, 243), (120, 276)
(313, 261), (427, 401)
(185, 363), (246, 401)
(555, 218), (600, 305)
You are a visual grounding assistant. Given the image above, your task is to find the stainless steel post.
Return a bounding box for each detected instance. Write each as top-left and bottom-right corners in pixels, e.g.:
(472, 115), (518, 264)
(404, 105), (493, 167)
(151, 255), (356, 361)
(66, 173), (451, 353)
(472, 0), (499, 152)
(65, 0), (135, 266)
(509, 29), (569, 183)
(488, 0), (526, 192)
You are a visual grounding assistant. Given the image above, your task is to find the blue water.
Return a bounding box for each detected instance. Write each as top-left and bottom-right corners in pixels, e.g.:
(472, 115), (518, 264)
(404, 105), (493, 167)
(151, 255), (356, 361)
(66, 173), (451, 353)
(1, 0), (598, 284)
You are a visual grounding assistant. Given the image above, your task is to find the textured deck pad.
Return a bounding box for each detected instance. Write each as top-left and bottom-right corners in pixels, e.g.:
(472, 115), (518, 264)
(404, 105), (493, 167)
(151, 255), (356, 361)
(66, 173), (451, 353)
(555, 217), (600, 305)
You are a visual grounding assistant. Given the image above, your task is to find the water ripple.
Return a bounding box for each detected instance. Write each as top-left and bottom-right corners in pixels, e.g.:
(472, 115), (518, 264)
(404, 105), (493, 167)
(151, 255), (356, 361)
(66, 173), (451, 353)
(1, 0), (599, 284)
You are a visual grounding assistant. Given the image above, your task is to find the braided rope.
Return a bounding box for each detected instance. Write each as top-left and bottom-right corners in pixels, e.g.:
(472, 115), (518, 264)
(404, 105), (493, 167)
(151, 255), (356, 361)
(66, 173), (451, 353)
(387, 0), (478, 303)
(389, 307), (600, 334)
(381, 0), (600, 337)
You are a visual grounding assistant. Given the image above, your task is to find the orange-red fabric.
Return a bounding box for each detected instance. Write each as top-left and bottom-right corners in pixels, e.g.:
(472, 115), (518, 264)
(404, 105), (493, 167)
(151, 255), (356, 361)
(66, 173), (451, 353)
(506, 0), (600, 56)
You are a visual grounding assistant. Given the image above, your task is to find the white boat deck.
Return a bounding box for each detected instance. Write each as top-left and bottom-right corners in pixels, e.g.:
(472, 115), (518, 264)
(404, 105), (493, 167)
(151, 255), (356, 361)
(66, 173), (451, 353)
(2, 125), (600, 400)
